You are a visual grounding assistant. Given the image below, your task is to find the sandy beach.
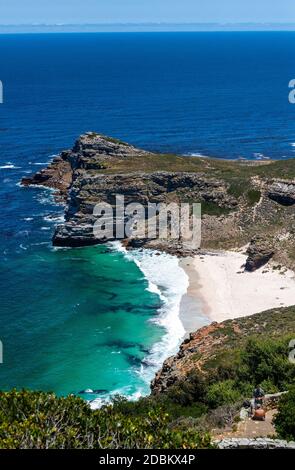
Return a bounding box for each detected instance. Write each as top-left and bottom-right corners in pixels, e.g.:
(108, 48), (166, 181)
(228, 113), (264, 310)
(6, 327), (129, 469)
(180, 250), (295, 325)
(179, 259), (210, 335)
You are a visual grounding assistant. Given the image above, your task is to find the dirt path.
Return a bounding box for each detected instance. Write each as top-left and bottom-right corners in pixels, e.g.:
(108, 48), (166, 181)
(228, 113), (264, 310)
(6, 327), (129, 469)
(215, 409), (277, 440)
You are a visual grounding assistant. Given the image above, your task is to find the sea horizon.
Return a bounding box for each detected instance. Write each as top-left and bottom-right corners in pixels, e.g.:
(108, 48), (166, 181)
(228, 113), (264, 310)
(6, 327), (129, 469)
(1, 22), (295, 34)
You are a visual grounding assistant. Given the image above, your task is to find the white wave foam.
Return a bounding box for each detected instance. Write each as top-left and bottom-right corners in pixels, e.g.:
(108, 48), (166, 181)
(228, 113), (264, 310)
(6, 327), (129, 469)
(184, 152), (207, 158)
(109, 242), (189, 391)
(0, 163), (20, 169)
(29, 162), (51, 166)
(253, 153), (270, 160)
(89, 387), (145, 410)
(43, 214), (65, 223)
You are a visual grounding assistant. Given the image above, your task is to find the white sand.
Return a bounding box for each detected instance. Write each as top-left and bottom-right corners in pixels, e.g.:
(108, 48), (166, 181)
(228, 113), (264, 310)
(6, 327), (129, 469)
(185, 250), (295, 323)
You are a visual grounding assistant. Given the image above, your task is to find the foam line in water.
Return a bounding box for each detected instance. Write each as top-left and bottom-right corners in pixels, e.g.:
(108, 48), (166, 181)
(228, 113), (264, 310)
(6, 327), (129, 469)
(109, 242), (189, 393)
(0, 164), (20, 169)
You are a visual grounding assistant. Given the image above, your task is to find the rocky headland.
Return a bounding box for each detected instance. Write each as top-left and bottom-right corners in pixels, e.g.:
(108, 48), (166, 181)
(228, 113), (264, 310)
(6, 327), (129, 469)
(21, 132), (295, 270)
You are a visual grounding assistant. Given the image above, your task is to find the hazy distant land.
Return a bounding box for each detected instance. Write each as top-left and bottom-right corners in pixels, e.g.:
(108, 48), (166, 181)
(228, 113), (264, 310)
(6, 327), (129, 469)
(1, 22), (295, 33)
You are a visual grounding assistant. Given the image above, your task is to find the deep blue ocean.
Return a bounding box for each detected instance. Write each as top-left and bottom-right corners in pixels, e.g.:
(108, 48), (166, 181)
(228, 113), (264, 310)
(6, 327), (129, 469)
(0, 32), (295, 403)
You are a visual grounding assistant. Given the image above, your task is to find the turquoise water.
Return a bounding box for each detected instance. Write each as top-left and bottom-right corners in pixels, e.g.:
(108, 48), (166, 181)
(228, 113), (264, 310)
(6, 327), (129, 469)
(0, 202), (164, 399)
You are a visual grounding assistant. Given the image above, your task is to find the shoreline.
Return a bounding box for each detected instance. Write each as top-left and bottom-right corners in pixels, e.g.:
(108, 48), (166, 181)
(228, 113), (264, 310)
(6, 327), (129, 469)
(179, 258), (210, 336)
(180, 249), (295, 324)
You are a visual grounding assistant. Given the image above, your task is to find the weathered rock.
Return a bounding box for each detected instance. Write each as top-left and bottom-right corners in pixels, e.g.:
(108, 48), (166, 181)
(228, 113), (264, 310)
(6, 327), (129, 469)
(21, 132), (243, 248)
(21, 155), (72, 200)
(268, 179), (295, 206)
(245, 236), (275, 272)
(52, 171), (237, 247)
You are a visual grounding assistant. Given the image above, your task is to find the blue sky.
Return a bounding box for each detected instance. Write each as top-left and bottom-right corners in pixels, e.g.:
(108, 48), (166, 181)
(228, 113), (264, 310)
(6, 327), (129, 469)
(0, 0), (295, 25)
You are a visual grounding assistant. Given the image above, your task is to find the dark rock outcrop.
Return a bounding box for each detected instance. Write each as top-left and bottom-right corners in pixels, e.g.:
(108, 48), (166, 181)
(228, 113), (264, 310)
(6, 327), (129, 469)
(21, 155), (72, 200)
(245, 236), (275, 272)
(268, 179), (295, 206)
(53, 171), (237, 247)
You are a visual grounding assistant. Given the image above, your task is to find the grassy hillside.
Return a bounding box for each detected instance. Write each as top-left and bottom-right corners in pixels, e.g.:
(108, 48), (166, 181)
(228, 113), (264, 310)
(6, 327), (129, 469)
(94, 150), (295, 180)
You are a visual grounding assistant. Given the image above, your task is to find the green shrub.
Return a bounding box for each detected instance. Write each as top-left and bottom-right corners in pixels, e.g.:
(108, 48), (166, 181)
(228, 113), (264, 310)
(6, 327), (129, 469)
(228, 181), (245, 198)
(274, 387), (295, 441)
(201, 201), (231, 216)
(0, 390), (211, 449)
(166, 370), (208, 406)
(238, 336), (295, 390)
(204, 349), (241, 381)
(164, 335), (294, 414)
(259, 379), (279, 395)
(206, 380), (242, 408)
(247, 189), (261, 205)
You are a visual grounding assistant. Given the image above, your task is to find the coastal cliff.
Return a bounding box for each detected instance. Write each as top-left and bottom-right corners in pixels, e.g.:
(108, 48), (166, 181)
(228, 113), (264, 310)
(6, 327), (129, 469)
(21, 132), (295, 268)
(151, 305), (295, 394)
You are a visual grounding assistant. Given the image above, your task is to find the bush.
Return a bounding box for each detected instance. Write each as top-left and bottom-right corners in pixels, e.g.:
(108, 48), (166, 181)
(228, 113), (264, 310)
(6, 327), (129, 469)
(112, 393), (207, 423)
(206, 380), (242, 408)
(239, 337), (295, 390)
(0, 390), (211, 449)
(274, 387), (295, 441)
(247, 189), (261, 205)
(165, 370), (208, 407)
(194, 404), (241, 432)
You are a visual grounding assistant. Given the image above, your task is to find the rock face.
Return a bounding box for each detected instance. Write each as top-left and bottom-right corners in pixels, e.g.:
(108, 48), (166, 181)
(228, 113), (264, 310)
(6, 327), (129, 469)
(22, 132), (238, 248)
(54, 171), (237, 247)
(268, 179), (295, 206)
(61, 132), (149, 170)
(21, 155), (72, 200)
(245, 236), (275, 272)
(151, 322), (223, 394)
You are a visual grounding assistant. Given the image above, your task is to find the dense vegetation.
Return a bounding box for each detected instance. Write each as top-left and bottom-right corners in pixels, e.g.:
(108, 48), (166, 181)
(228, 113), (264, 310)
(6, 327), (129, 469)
(274, 386), (295, 441)
(0, 390), (211, 449)
(120, 333), (295, 434)
(168, 335), (295, 409)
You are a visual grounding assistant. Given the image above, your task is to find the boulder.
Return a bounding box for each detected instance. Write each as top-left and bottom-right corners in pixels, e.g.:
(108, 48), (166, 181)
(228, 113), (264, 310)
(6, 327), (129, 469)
(268, 179), (295, 206)
(245, 236), (275, 272)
